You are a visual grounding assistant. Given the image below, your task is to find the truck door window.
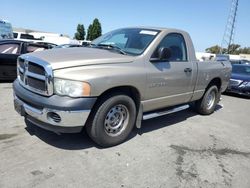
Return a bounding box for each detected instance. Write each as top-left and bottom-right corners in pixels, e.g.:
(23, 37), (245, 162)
(0, 43), (20, 54)
(152, 33), (187, 61)
(27, 45), (46, 53)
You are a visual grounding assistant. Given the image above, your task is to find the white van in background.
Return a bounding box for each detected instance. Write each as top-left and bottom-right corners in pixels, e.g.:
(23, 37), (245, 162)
(13, 32), (43, 42)
(40, 34), (80, 45)
(0, 19), (13, 39)
(13, 28), (79, 45)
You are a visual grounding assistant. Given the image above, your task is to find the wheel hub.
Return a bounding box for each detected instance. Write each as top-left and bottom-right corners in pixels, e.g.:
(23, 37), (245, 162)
(104, 104), (129, 136)
(206, 91), (216, 109)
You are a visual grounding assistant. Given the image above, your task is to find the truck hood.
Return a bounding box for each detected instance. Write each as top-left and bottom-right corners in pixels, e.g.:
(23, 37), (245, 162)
(231, 73), (250, 82)
(22, 47), (136, 70)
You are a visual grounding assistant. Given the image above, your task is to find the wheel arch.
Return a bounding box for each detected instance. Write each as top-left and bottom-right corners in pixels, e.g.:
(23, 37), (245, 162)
(92, 85), (141, 113)
(206, 77), (222, 91)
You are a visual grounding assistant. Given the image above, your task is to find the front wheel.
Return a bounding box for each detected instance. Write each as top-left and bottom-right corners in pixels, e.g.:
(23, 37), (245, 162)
(194, 85), (219, 115)
(86, 94), (136, 147)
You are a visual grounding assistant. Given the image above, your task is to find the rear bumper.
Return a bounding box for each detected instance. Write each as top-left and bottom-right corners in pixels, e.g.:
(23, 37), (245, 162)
(13, 80), (97, 133)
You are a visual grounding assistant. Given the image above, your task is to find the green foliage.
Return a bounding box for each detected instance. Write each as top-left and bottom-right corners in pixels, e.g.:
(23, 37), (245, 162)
(86, 18), (102, 41)
(86, 24), (92, 40)
(91, 18), (102, 40)
(228, 44), (241, 54)
(238, 47), (250, 54)
(74, 24), (85, 40)
(205, 45), (222, 54)
(74, 18), (102, 41)
(206, 44), (250, 55)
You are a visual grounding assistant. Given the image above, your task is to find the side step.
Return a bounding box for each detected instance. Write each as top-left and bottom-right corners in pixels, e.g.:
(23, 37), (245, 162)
(143, 105), (190, 120)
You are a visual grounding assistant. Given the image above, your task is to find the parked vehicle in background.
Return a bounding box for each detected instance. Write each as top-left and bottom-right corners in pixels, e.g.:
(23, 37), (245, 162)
(81, 40), (91, 46)
(13, 32), (42, 42)
(215, 54), (229, 61)
(226, 64), (250, 97)
(0, 40), (51, 80)
(13, 27), (231, 147)
(35, 42), (57, 49)
(38, 35), (79, 45)
(13, 29), (79, 45)
(230, 59), (250, 65)
(0, 19), (13, 40)
(53, 44), (83, 48)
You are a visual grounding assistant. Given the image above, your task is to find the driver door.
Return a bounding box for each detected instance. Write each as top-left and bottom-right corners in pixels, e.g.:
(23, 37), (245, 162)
(144, 33), (196, 112)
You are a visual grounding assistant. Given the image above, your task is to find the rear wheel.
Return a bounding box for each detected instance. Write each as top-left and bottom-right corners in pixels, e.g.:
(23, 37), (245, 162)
(86, 94), (136, 147)
(194, 85), (219, 115)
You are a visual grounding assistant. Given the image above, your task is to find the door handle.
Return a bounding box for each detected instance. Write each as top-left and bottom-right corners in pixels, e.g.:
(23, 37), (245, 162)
(184, 68), (192, 73)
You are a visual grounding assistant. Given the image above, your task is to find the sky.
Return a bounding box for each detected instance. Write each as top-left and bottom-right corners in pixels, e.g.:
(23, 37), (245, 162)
(1, 0), (250, 51)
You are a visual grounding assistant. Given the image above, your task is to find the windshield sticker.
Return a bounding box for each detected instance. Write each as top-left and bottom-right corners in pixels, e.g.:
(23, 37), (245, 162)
(139, 30), (158, 35)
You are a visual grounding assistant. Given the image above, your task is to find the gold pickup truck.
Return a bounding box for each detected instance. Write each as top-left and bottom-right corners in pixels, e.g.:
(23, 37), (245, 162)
(13, 27), (232, 147)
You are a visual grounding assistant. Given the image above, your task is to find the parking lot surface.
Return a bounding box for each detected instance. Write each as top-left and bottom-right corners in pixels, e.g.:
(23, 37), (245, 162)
(0, 82), (250, 188)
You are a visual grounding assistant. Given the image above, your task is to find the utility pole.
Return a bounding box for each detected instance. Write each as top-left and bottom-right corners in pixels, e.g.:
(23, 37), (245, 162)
(221, 0), (239, 54)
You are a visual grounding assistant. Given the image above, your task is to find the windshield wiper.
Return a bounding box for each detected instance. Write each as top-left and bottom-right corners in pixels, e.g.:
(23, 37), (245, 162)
(96, 44), (127, 55)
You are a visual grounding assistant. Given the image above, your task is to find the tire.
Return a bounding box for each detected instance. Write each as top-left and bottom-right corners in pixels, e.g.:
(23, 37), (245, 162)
(86, 94), (136, 147)
(194, 85), (219, 115)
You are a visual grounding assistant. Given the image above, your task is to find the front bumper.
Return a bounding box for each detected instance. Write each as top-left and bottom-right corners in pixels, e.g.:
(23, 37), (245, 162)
(13, 80), (97, 133)
(226, 85), (250, 97)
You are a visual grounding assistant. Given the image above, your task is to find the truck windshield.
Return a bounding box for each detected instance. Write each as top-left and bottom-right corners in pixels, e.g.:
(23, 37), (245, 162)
(91, 28), (159, 55)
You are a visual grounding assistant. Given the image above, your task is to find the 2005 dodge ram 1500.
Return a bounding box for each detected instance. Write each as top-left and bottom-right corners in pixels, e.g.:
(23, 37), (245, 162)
(13, 27), (232, 147)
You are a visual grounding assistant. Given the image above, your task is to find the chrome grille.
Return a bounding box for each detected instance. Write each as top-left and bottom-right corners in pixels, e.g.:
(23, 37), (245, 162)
(27, 76), (46, 91)
(17, 56), (53, 96)
(28, 62), (45, 75)
(229, 79), (242, 86)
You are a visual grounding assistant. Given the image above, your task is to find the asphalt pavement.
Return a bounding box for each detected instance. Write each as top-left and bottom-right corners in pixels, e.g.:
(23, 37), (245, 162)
(0, 82), (250, 188)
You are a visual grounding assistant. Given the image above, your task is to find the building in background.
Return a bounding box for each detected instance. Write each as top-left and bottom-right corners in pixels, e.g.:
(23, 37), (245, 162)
(0, 19), (13, 39)
(239, 54), (250, 61)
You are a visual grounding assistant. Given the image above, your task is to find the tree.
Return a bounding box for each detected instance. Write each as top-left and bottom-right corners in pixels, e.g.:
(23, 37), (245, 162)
(86, 24), (93, 40)
(86, 18), (102, 41)
(205, 45), (222, 54)
(227, 44), (240, 54)
(91, 18), (102, 40)
(205, 44), (250, 55)
(238, 47), (250, 54)
(74, 24), (85, 40)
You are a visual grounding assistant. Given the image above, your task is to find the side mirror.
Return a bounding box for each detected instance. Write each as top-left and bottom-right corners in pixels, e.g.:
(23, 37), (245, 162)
(158, 47), (171, 60)
(150, 47), (172, 62)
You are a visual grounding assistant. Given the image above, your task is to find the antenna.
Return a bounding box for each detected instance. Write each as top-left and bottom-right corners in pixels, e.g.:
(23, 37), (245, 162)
(221, 0), (239, 54)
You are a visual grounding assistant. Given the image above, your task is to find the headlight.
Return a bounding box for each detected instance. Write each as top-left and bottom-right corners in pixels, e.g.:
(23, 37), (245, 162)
(54, 78), (91, 97)
(239, 81), (250, 88)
